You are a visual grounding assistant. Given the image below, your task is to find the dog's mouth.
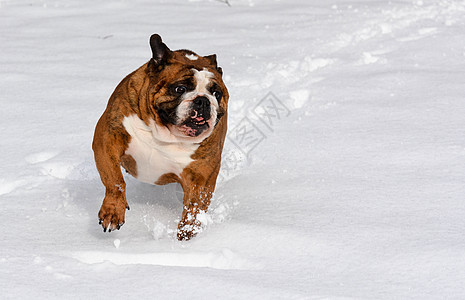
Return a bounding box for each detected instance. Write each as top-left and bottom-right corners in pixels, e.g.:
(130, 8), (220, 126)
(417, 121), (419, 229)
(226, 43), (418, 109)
(179, 113), (210, 137)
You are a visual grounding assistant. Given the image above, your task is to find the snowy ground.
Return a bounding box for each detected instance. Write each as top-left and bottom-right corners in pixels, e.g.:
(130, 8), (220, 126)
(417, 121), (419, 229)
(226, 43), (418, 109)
(1, 0), (465, 298)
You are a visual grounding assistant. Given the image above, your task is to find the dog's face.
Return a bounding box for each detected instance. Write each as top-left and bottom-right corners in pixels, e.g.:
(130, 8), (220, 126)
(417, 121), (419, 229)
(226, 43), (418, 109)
(147, 35), (228, 143)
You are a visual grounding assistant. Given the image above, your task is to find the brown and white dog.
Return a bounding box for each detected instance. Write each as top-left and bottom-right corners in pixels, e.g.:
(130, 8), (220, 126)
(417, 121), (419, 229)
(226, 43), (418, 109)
(92, 34), (228, 240)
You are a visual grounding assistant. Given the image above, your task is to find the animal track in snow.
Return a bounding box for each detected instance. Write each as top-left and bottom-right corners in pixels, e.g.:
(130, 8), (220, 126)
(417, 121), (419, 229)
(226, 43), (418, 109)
(0, 178), (27, 196)
(40, 162), (76, 179)
(326, 1), (465, 53)
(25, 151), (59, 164)
(71, 248), (253, 270)
(25, 151), (75, 179)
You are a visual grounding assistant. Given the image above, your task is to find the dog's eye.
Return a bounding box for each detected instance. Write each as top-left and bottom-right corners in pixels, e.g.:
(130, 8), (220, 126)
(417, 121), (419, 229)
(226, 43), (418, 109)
(213, 91), (222, 101)
(175, 86), (187, 94)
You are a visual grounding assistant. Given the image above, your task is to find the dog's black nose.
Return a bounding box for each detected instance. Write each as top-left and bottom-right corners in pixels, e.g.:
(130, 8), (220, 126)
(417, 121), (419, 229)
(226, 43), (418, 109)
(193, 96), (210, 108)
(193, 96), (211, 119)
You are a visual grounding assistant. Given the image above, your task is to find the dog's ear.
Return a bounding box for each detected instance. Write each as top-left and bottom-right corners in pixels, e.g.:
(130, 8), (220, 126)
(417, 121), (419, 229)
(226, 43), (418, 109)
(149, 34), (171, 66)
(205, 54), (223, 76)
(205, 54), (217, 66)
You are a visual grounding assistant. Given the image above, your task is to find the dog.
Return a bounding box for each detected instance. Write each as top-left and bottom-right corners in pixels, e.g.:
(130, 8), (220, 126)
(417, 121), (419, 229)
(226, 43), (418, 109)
(92, 34), (228, 240)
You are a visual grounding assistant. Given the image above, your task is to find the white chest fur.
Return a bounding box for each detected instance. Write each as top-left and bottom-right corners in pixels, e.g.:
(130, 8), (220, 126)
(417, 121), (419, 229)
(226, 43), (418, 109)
(122, 114), (199, 184)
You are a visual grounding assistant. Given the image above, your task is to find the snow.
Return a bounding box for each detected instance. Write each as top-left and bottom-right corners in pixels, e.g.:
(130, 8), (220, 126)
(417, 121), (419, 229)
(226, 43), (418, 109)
(1, 0), (465, 298)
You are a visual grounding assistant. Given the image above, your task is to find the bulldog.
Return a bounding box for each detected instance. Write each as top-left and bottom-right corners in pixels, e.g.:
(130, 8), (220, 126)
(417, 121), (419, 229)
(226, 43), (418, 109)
(92, 34), (228, 240)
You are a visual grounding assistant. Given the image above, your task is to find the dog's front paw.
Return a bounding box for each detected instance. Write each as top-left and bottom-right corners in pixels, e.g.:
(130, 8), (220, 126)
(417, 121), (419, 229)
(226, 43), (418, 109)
(98, 198), (130, 232)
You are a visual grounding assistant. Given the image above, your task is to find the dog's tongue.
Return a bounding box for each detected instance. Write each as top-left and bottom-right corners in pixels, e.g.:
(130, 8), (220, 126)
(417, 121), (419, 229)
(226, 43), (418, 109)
(193, 116), (205, 122)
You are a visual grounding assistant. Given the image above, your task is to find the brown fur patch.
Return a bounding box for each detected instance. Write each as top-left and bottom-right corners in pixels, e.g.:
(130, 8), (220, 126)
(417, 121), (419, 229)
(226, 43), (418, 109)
(155, 173), (180, 185)
(121, 154), (137, 177)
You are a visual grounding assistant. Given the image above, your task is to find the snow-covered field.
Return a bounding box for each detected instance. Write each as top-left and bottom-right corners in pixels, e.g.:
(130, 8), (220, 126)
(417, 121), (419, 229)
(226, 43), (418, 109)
(1, 0), (465, 298)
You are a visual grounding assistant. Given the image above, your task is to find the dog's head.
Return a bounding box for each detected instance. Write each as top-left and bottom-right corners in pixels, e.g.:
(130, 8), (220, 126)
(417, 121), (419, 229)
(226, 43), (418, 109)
(146, 34), (228, 143)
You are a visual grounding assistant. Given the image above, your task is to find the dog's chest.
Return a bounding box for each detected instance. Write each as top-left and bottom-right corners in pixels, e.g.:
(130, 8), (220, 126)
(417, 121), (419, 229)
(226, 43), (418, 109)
(122, 115), (199, 184)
